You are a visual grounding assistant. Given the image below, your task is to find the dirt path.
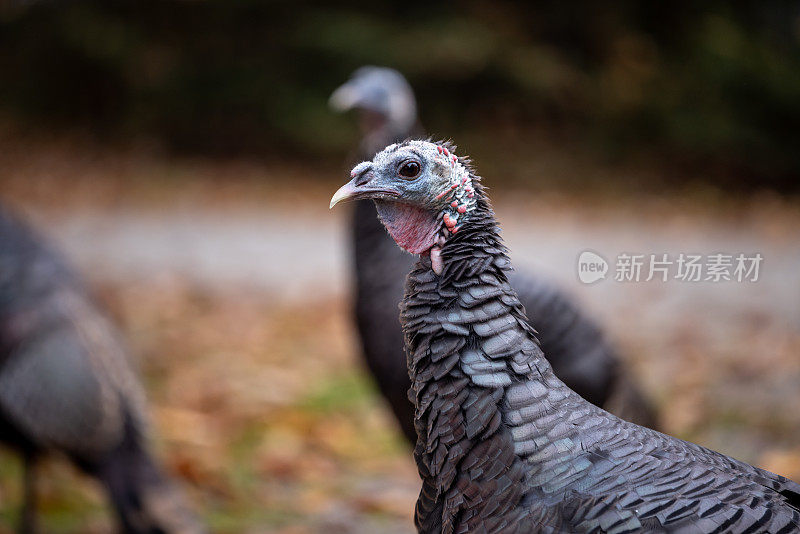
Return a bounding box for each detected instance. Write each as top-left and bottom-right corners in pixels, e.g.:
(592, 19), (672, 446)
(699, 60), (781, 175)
(29, 200), (800, 338)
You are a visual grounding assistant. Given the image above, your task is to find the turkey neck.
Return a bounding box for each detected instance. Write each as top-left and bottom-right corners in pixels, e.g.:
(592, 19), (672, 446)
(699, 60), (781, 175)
(400, 197), (561, 530)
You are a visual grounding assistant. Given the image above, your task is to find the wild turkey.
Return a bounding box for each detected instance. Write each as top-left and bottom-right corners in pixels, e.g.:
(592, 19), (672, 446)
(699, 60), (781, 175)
(0, 206), (204, 534)
(330, 67), (656, 443)
(330, 140), (800, 533)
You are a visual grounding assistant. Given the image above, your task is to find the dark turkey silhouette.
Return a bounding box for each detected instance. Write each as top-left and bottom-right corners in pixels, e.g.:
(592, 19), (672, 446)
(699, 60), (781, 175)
(330, 140), (800, 533)
(0, 207), (204, 534)
(331, 67), (656, 444)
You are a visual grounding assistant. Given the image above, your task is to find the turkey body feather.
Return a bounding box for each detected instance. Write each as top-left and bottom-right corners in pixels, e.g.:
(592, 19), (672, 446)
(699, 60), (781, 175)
(353, 195), (657, 444)
(0, 207), (202, 534)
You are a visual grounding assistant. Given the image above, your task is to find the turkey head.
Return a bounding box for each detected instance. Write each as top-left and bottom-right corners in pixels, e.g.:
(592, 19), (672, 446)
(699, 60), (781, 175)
(330, 140), (478, 274)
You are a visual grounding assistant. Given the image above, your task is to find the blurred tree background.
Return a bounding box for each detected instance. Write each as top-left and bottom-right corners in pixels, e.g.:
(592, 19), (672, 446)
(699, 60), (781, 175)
(1, 1), (799, 189)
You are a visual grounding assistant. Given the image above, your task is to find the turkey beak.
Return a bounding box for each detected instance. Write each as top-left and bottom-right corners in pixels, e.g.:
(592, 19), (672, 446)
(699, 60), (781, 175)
(329, 83), (359, 111)
(330, 179), (362, 208)
(330, 168), (400, 209)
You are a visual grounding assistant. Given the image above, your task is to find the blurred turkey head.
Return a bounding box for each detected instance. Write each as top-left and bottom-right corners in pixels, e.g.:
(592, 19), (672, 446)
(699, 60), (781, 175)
(330, 140), (479, 274)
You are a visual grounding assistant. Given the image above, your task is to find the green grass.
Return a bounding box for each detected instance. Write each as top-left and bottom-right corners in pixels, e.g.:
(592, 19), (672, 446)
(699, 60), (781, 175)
(298, 370), (379, 415)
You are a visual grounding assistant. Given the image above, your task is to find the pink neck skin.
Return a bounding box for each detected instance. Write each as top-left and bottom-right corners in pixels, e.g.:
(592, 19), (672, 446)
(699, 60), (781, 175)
(376, 201), (441, 256)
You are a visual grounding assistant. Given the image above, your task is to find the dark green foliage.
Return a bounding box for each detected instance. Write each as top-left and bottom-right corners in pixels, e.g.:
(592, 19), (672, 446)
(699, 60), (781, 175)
(1, 1), (799, 187)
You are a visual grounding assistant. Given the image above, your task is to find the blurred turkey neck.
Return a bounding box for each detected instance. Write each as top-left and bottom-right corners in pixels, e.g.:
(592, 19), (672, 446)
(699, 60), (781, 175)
(352, 122), (424, 277)
(360, 122), (420, 161)
(352, 199), (401, 255)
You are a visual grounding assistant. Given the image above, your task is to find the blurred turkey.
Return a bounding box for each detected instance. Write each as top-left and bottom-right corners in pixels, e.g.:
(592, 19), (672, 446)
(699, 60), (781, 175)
(330, 140), (800, 533)
(0, 207), (204, 534)
(330, 66), (657, 444)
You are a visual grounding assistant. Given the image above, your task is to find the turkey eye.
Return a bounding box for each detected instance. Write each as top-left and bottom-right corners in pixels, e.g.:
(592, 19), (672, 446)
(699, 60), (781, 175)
(398, 160), (421, 179)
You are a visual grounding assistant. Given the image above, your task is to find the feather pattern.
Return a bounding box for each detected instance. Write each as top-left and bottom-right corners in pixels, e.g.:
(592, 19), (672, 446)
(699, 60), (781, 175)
(353, 189), (657, 446)
(399, 163), (800, 533)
